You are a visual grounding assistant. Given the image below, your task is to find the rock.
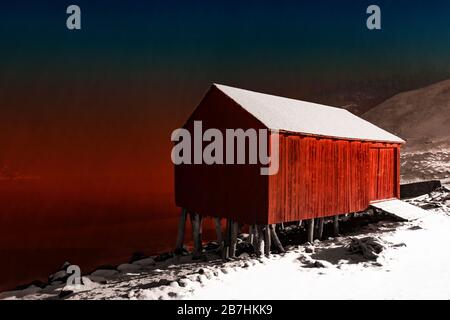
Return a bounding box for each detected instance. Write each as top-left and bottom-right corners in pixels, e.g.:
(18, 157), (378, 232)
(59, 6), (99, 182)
(204, 242), (220, 251)
(238, 252), (250, 259)
(129, 252), (147, 263)
(239, 233), (250, 240)
(60, 261), (71, 271)
(23, 285), (42, 295)
(49, 270), (68, 282)
(58, 290), (74, 299)
(86, 275), (107, 284)
(197, 275), (207, 283)
(117, 263), (142, 273)
(132, 257), (156, 267)
(392, 243), (407, 248)
(348, 237), (385, 260)
(91, 269), (119, 278)
(203, 270), (214, 279)
(47, 280), (63, 287)
(14, 280), (47, 291)
(314, 260), (332, 268)
(178, 279), (189, 287)
(155, 252), (173, 262)
(305, 246), (314, 253)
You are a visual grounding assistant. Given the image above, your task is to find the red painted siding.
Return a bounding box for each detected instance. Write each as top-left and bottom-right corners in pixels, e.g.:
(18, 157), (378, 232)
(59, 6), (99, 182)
(174, 86), (269, 224)
(268, 134), (400, 224)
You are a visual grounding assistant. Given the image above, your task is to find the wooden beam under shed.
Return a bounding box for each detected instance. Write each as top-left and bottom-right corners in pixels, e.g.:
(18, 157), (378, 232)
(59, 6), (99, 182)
(263, 225), (271, 256)
(270, 224), (284, 253)
(174, 208), (188, 254)
(316, 218), (324, 240)
(190, 213), (203, 259)
(214, 217), (223, 252)
(230, 220), (238, 258)
(333, 215), (339, 236)
(307, 219), (315, 243)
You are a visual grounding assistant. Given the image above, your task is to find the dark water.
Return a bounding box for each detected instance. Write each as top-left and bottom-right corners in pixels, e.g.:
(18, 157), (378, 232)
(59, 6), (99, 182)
(0, 215), (218, 291)
(0, 180), (218, 291)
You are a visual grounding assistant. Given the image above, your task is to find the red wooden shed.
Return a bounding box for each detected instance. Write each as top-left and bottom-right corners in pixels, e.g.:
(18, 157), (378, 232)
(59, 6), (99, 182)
(175, 84), (404, 222)
(173, 84), (404, 256)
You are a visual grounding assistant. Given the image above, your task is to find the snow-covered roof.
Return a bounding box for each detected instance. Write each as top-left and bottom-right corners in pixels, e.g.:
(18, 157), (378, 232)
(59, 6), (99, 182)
(214, 84), (405, 143)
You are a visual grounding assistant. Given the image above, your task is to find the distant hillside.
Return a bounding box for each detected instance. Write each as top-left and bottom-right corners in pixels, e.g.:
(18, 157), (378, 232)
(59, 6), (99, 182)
(362, 79), (450, 151)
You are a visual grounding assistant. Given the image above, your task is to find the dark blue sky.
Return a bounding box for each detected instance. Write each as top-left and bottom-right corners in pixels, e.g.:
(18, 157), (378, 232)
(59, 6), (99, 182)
(1, 0), (450, 154)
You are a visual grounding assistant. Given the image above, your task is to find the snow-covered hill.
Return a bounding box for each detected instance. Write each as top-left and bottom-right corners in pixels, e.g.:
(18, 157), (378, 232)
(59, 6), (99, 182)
(363, 79), (450, 152)
(363, 79), (450, 184)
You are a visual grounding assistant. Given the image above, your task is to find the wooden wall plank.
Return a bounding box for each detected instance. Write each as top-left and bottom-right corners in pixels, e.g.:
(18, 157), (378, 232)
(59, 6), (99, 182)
(268, 134), (401, 224)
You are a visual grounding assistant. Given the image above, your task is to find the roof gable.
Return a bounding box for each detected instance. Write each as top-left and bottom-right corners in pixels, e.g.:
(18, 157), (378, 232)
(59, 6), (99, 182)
(213, 84), (405, 143)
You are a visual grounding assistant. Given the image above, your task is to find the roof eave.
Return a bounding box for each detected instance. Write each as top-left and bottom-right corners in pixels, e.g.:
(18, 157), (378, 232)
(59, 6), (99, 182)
(271, 129), (406, 144)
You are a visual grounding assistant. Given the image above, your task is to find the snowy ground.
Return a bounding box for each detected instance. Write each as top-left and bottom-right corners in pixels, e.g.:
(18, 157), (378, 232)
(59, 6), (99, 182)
(1, 188), (449, 300)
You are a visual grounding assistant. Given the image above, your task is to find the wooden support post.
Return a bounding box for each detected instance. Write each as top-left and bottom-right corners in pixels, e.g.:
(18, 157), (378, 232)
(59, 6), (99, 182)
(255, 225), (264, 256)
(214, 217), (223, 252)
(316, 218), (324, 240)
(190, 213), (202, 259)
(263, 225), (271, 256)
(175, 208), (188, 254)
(229, 220), (238, 258)
(298, 220), (303, 227)
(248, 225), (254, 245)
(307, 219), (315, 243)
(269, 224), (284, 253)
(222, 219), (231, 260)
(198, 215), (203, 250)
(333, 215), (339, 236)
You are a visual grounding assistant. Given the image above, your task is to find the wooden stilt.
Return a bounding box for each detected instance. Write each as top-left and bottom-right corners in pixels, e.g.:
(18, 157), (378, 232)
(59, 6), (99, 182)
(175, 208), (187, 254)
(248, 225), (254, 245)
(316, 218), (324, 240)
(263, 225), (271, 256)
(222, 219), (231, 260)
(214, 217), (223, 251)
(333, 215), (339, 236)
(269, 224), (284, 253)
(198, 215), (203, 250)
(307, 219), (315, 243)
(190, 213), (202, 258)
(255, 225), (264, 256)
(229, 220), (238, 258)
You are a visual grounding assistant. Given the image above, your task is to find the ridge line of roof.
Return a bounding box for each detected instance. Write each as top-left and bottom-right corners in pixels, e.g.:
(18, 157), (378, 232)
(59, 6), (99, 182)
(213, 83), (347, 113)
